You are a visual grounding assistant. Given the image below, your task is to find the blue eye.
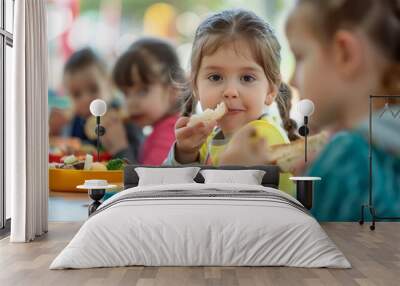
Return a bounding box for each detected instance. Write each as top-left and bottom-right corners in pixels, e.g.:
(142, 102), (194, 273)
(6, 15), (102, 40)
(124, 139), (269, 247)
(241, 75), (256, 82)
(208, 74), (222, 82)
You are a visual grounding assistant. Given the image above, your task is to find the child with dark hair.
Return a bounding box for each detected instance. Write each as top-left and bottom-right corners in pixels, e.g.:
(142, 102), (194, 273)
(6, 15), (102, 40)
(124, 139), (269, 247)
(63, 47), (144, 161)
(101, 37), (185, 165)
(63, 48), (111, 145)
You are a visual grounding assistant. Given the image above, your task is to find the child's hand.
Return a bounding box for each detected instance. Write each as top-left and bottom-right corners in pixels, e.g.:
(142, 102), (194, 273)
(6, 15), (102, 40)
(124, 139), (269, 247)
(286, 150), (319, 176)
(219, 125), (269, 166)
(101, 111), (129, 155)
(174, 116), (217, 164)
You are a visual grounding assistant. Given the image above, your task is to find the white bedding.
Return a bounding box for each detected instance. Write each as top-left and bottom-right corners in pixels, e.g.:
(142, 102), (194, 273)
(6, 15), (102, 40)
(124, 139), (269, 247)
(50, 183), (350, 269)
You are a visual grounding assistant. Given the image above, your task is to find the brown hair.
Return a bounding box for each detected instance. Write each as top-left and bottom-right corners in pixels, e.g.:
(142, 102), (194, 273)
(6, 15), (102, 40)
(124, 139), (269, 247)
(64, 47), (106, 75)
(182, 9), (297, 140)
(294, 0), (400, 94)
(113, 37), (186, 113)
(276, 83), (299, 141)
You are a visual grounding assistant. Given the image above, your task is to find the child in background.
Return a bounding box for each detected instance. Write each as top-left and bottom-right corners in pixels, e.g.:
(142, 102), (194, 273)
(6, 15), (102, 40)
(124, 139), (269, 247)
(63, 48), (112, 146)
(102, 37), (185, 165)
(48, 89), (71, 137)
(286, 0), (400, 221)
(163, 9), (297, 195)
(63, 48), (143, 161)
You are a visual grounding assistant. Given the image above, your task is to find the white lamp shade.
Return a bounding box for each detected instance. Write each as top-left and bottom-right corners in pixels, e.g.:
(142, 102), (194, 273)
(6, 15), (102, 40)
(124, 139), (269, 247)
(90, 99), (107, 117)
(297, 99), (315, 116)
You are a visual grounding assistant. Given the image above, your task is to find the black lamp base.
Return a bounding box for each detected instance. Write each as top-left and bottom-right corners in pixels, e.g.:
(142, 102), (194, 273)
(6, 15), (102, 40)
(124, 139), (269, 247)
(94, 116), (106, 162)
(88, 189), (105, 216)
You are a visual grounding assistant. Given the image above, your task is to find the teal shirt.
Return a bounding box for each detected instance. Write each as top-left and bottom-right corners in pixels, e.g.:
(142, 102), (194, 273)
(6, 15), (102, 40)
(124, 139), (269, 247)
(307, 131), (400, 221)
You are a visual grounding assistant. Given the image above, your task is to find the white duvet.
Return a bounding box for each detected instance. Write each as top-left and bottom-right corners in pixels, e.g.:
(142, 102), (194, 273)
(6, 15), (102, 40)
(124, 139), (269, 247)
(50, 183), (350, 269)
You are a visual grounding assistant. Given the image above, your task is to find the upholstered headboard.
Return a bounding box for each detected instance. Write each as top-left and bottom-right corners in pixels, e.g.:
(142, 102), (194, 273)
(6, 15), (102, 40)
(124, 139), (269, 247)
(124, 165), (280, 190)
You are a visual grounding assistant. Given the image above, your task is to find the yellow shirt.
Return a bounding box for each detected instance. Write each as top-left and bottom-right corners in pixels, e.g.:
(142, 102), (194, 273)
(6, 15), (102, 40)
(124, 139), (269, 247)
(198, 115), (295, 197)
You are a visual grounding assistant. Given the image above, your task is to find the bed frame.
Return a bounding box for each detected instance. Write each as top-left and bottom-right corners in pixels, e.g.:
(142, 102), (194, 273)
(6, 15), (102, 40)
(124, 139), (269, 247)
(88, 165), (311, 216)
(124, 165), (314, 210)
(124, 165), (280, 190)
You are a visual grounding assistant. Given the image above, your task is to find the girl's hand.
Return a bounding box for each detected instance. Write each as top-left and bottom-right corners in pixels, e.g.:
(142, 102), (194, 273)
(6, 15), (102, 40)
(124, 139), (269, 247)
(285, 130), (333, 175)
(101, 110), (129, 155)
(286, 149), (320, 176)
(219, 125), (269, 166)
(174, 116), (217, 164)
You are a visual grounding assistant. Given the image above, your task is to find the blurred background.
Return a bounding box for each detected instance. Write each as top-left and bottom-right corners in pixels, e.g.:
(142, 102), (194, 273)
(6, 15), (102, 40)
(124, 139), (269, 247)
(47, 0), (296, 164)
(47, 0), (294, 89)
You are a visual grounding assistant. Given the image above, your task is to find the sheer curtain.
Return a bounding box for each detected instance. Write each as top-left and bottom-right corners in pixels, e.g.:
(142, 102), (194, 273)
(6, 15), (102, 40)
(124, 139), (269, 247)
(8, 0), (48, 242)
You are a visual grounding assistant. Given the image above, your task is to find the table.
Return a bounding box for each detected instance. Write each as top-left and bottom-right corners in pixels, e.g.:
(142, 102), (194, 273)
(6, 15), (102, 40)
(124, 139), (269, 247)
(290, 177), (321, 210)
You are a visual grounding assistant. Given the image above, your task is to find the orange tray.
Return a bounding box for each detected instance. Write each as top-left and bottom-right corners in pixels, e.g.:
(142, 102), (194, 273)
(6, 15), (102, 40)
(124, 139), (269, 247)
(49, 169), (123, 192)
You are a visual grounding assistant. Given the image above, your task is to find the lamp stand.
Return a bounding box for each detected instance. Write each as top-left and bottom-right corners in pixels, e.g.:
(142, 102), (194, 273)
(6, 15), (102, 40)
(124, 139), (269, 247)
(94, 116), (106, 162)
(88, 188), (106, 216)
(298, 116), (309, 162)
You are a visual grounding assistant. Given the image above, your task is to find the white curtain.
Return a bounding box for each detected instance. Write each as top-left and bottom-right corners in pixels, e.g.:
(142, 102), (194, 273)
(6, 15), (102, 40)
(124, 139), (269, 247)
(8, 0), (48, 242)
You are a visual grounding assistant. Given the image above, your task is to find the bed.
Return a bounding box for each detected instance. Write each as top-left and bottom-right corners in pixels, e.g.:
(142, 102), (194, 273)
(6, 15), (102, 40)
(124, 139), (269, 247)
(50, 165), (350, 269)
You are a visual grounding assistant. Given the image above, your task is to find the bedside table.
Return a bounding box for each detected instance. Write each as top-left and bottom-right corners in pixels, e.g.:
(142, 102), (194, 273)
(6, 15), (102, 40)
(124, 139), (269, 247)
(290, 177), (321, 210)
(77, 180), (117, 216)
(87, 189), (106, 216)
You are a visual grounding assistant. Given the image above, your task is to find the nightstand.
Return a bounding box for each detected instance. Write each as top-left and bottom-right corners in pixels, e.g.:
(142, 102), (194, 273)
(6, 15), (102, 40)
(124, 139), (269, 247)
(290, 177), (321, 210)
(77, 180), (116, 216)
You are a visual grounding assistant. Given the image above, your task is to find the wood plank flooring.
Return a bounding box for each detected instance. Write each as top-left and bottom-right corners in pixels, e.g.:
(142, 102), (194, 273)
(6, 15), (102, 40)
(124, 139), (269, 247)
(1, 222), (399, 286)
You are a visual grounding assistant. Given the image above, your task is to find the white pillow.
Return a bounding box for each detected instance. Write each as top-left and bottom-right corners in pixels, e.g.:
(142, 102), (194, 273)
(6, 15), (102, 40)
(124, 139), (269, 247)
(200, 169), (266, 185)
(135, 167), (201, 186)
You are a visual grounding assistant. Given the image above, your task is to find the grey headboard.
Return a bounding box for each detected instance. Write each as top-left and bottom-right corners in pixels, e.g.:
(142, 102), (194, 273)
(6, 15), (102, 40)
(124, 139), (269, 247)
(124, 165), (280, 190)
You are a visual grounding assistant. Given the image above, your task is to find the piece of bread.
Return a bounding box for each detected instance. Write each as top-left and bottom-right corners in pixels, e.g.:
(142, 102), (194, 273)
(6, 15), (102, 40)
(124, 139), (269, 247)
(265, 132), (329, 172)
(187, 102), (227, 127)
(91, 162), (107, 171)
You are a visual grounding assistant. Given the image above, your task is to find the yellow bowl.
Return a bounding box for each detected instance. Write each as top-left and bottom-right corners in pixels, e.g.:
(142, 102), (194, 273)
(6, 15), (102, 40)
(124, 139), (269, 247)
(49, 168), (123, 192)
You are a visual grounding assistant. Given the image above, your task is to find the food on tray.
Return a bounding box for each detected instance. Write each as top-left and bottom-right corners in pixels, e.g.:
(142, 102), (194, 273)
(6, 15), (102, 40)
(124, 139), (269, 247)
(91, 162), (107, 171)
(63, 155), (78, 165)
(84, 154), (93, 170)
(72, 161), (85, 170)
(187, 102), (227, 127)
(106, 158), (125, 170)
(49, 137), (109, 163)
(265, 132), (329, 172)
(49, 154), (126, 171)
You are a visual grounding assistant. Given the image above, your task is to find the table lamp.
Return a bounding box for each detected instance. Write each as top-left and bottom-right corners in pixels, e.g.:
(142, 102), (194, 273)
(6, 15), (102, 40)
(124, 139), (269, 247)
(89, 99), (107, 161)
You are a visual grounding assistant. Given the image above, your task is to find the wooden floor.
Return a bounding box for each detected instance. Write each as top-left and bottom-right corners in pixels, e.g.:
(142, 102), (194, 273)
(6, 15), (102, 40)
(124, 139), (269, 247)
(1, 222), (399, 286)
